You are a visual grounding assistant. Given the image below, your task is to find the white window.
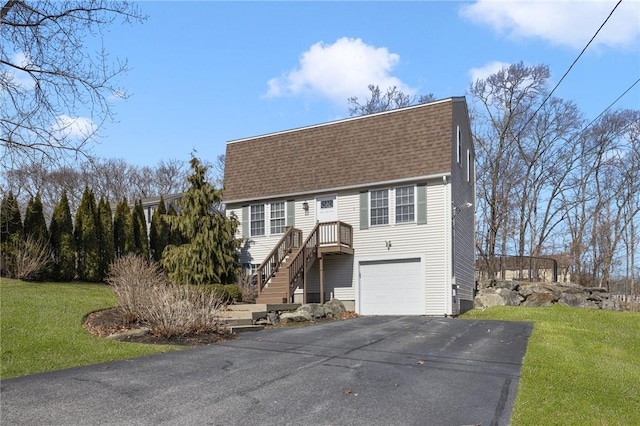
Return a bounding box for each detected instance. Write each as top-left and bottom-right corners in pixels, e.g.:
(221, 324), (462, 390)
(395, 186), (415, 223)
(270, 201), (285, 234)
(250, 204), (265, 236)
(457, 125), (462, 164)
(370, 189), (389, 226)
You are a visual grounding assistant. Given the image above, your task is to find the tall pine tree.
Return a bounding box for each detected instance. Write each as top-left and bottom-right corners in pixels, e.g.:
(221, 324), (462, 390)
(0, 191), (23, 277)
(149, 196), (169, 262)
(162, 157), (241, 285)
(97, 197), (114, 278)
(132, 199), (149, 259)
(113, 198), (134, 258)
(74, 187), (101, 281)
(22, 194), (51, 280)
(23, 194), (49, 244)
(50, 190), (76, 281)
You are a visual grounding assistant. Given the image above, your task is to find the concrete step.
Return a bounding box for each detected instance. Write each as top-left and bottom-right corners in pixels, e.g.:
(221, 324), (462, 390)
(218, 309), (267, 321)
(220, 317), (254, 326)
(227, 324), (265, 333)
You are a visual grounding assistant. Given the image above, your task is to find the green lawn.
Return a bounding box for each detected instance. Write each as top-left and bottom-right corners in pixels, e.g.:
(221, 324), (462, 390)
(0, 278), (180, 379)
(463, 305), (640, 426)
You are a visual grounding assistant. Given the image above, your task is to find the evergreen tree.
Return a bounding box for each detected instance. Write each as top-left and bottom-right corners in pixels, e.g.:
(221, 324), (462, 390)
(149, 196), (169, 262)
(132, 199), (149, 259)
(22, 194), (51, 280)
(1, 191), (22, 243)
(97, 197), (114, 278)
(113, 199), (134, 257)
(74, 187), (101, 281)
(0, 191), (23, 276)
(162, 157), (241, 285)
(23, 194), (49, 244)
(166, 203), (183, 246)
(50, 190), (76, 281)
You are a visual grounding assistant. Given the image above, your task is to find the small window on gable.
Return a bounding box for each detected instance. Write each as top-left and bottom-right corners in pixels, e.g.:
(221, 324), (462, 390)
(270, 201), (285, 234)
(467, 149), (471, 182)
(250, 204), (265, 237)
(370, 189), (389, 226)
(395, 186), (415, 223)
(457, 125), (462, 164)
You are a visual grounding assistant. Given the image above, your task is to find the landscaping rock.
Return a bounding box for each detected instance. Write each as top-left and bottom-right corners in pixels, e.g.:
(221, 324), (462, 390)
(280, 309), (312, 323)
(107, 327), (150, 341)
(267, 312), (279, 325)
(299, 303), (326, 318)
(474, 287), (519, 308)
(522, 292), (556, 307)
(323, 299), (346, 318)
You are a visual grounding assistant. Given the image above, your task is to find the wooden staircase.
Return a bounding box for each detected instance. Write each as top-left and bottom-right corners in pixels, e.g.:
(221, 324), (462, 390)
(256, 221), (353, 304)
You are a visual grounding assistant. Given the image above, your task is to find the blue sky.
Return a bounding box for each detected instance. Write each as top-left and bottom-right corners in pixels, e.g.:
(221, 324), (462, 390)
(87, 0), (640, 167)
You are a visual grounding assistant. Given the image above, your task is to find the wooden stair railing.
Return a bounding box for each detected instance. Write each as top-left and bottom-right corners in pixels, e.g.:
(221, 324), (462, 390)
(256, 226), (302, 295)
(285, 221), (354, 301)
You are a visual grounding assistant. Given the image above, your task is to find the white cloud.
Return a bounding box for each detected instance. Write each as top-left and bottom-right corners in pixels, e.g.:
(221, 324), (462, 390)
(469, 61), (511, 82)
(460, 0), (640, 50)
(51, 115), (97, 141)
(265, 37), (414, 104)
(9, 52), (36, 89)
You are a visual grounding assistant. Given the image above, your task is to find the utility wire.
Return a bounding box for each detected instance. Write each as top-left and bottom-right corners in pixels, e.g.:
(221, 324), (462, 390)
(579, 77), (640, 135)
(514, 0), (623, 140)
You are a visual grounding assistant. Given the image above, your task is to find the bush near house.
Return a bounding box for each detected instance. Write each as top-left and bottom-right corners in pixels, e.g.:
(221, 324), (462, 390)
(107, 255), (226, 338)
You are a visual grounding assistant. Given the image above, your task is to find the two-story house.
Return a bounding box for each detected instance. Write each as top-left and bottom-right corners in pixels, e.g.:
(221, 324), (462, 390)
(223, 97), (475, 316)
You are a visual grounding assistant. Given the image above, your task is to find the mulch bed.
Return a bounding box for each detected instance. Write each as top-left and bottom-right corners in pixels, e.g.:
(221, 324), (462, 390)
(83, 307), (360, 346)
(83, 307), (236, 346)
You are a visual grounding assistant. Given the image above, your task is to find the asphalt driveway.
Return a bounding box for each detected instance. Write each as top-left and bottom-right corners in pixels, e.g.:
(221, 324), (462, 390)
(1, 316), (531, 426)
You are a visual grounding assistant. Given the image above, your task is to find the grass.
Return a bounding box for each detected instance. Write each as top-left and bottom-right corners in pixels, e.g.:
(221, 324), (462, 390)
(1, 278), (180, 379)
(462, 305), (640, 426)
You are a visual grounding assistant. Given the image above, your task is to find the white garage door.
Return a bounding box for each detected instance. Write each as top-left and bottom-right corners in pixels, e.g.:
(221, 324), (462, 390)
(359, 258), (424, 315)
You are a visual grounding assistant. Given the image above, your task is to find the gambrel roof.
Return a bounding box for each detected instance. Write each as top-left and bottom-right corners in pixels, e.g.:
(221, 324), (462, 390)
(223, 97), (466, 203)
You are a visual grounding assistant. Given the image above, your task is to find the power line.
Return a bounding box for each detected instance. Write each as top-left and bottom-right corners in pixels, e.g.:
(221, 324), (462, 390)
(514, 0), (624, 140)
(579, 77), (640, 135)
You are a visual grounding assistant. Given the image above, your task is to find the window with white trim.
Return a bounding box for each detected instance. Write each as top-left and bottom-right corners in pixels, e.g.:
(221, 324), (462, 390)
(395, 186), (415, 223)
(467, 149), (471, 182)
(250, 204), (265, 236)
(270, 201), (285, 234)
(457, 125), (462, 164)
(370, 189), (389, 226)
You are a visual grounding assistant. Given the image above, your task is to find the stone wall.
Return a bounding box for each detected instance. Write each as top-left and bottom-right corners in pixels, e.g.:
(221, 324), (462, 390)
(474, 280), (621, 311)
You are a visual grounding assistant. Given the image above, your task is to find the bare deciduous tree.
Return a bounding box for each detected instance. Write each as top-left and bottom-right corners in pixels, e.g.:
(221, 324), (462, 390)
(348, 84), (435, 116)
(1, 0), (146, 168)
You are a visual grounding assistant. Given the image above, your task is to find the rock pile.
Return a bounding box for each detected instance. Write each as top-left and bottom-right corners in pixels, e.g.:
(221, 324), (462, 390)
(256, 299), (347, 325)
(474, 280), (621, 311)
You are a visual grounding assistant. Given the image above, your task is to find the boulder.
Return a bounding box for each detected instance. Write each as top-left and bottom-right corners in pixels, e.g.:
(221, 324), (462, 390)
(299, 303), (326, 319)
(280, 309), (312, 323)
(558, 292), (590, 308)
(474, 287), (519, 308)
(495, 280), (519, 291)
(601, 298), (621, 311)
(323, 299), (346, 318)
(522, 292), (556, 307)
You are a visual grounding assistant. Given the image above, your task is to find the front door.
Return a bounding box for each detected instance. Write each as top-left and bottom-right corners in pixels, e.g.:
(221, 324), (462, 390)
(316, 195), (337, 223)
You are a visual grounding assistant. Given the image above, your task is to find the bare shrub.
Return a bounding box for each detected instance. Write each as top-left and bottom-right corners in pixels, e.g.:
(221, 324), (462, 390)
(237, 270), (257, 303)
(107, 255), (225, 337)
(15, 236), (52, 281)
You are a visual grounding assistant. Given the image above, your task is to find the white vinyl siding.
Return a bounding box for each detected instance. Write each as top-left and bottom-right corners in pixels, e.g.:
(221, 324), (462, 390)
(226, 180), (452, 315)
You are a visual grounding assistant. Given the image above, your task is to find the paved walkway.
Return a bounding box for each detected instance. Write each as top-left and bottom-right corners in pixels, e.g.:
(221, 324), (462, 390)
(1, 316), (532, 426)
